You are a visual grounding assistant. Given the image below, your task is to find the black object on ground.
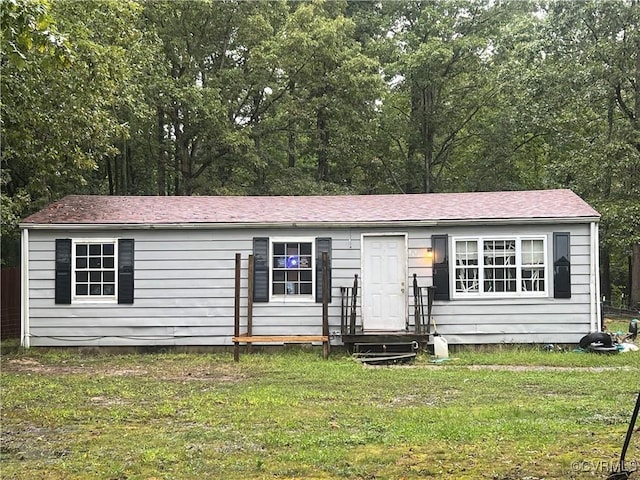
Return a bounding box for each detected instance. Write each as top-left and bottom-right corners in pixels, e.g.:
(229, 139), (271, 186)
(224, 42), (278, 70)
(579, 332), (619, 353)
(606, 391), (640, 480)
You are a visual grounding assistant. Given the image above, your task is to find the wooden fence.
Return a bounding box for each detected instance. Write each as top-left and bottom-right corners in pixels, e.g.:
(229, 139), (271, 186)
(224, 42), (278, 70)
(1, 267), (21, 340)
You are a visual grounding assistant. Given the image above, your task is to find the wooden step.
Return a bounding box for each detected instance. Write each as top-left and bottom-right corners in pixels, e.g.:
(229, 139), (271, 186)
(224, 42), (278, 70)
(356, 352), (417, 365)
(354, 341), (417, 354)
(352, 341), (418, 365)
(233, 335), (328, 344)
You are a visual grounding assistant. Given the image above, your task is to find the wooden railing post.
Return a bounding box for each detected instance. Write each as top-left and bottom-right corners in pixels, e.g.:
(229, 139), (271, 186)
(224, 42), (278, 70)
(340, 287), (347, 336)
(420, 287), (426, 334)
(350, 274), (358, 335)
(426, 286), (437, 335)
(322, 251), (330, 359)
(233, 253), (241, 362)
(247, 254), (254, 354)
(413, 274), (420, 334)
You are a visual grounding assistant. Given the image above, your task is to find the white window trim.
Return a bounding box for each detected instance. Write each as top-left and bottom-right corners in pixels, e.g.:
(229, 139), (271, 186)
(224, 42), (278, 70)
(450, 235), (548, 299)
(71, 238), (118, 304)
(269, 237), (316, 303)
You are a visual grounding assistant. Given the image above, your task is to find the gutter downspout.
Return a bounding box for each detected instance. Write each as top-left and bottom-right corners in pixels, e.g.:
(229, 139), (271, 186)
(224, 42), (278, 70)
(590, 221), (601, 333)
(21, 228), (30, 348)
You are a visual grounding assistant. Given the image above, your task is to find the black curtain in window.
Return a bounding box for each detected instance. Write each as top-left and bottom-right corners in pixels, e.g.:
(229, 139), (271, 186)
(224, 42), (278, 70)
(553, 232), (571, 298)
(315, 238), (332, 303)
(55, 239), (72, 304)
(253, 237), (269, 302)
(118, 239), (135, 304)
(431, 234), (450, 300)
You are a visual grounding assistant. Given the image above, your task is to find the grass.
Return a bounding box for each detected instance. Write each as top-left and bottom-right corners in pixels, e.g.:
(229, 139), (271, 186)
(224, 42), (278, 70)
(1, 345), (639, 480)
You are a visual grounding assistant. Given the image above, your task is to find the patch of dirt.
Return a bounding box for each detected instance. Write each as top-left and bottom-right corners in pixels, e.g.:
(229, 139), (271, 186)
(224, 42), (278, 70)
(89, 396), (128, 407)
(0, 425), (74, 461)
(3, 359), (149, 376)
(464, 364), (637, 373)
(2, 358), (246, 383)
(365, 362), (637, 373)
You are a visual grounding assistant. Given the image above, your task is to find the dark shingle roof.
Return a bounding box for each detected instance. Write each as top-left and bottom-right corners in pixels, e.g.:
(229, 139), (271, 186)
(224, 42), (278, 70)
(21, 189), (600, 226)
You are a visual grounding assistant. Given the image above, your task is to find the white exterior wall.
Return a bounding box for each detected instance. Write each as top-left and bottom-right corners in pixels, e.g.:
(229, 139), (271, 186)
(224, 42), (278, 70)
(24, 221), (595, 347)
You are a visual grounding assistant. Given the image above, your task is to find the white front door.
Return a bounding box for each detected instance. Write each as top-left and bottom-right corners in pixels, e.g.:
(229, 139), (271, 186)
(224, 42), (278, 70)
(362, 235), (407, 331)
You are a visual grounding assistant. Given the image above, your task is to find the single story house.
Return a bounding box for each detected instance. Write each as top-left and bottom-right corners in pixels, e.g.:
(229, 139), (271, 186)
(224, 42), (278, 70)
(19, 189), (601, 348)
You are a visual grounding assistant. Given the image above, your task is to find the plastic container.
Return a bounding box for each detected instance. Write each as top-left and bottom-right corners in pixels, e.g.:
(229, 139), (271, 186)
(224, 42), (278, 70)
(433, 335), (449, 359)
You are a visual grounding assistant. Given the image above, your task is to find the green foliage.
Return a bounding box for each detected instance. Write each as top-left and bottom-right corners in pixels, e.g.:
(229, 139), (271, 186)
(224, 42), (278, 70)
(1, 0), (148, 264)
(531, 0), (640, 300)
(0, 0), (71, 69)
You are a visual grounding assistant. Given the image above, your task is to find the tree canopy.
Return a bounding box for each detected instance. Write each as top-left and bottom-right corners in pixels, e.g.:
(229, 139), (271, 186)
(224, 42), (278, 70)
(2, 0), (639, 305)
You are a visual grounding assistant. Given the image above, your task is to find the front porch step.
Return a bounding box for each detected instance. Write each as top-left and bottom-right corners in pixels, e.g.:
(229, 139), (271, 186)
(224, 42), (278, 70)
(352, 341), (419, 365)
(343, 334), (430, 354)
(355, 352), (417, 365)
(353, 341), (417, 354)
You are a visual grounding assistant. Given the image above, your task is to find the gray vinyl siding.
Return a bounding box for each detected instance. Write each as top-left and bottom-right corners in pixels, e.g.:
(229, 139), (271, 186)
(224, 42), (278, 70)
(424, 223), (594, 344)
(26, 221), (595, 346)
(28, 228), (352, 347)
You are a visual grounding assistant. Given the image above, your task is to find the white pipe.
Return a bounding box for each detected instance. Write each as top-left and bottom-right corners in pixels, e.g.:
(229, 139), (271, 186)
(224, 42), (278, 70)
(594, 222), (601, 331)
(21, 228), (30, 348)
(589, 222), (600, 333)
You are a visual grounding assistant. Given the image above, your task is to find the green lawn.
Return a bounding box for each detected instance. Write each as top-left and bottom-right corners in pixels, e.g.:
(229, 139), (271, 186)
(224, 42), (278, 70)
(1, 346), (639, 479)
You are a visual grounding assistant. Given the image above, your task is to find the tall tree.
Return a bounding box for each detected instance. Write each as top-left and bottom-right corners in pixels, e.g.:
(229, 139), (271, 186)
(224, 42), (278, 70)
(1, 0), (144, 264)
(141, 0), (292, 195)
(1, 0), (66, 264)
(538, 0), (640, 305)
(379, 0), (530, 193)
(250, 0), (383, 194)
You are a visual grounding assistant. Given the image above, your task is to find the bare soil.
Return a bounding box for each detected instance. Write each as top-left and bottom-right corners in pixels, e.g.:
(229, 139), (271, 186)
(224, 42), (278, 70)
(2, 357), (246, 382)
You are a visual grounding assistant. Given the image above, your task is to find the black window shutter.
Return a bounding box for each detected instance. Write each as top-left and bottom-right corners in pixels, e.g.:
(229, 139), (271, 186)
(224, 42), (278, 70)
(118, 239), (135, 304)
(315, 237), (332, 303)
(253, 237), (269, 302)
(553, 232), (571, 298)
(432, 234), (450, 301)
(55, 239), (72, 304)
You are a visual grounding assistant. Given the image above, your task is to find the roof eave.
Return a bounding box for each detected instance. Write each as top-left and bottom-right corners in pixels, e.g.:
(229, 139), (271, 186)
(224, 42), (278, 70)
(19, 215), (600, 230)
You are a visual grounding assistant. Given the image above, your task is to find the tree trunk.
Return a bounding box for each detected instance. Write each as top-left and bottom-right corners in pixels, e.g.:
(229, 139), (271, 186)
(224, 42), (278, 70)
(173, 107), (192, 196)
(121, 138), (128, 195)
(180, 122), (192, 196)
(113, 152), (121, 194)
(422, 86), (436, 194)
(180, 141), (191, 195)
(106, 157), (114, 195)
(407, 83), (421, 193)
(409, 82), (436, 194)
(173, 124), (182, 195)
(157, 107), (166, 196)
(600, 248), (611, 306)
(317, 107), (329, 181)
(288, 82), (297, 169)
(635, 21), (640, 130)
(631, 243), (640, 309)
(288, 117), (297, 168)
(252, 131), (266, 191)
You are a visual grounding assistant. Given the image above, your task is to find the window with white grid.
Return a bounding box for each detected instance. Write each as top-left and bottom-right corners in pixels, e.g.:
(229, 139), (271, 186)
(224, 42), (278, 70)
(453, 237), (547, 296)
(521, 239), (545, 292)
(271, 240), (314, 298)
(73, 240), (117, 300)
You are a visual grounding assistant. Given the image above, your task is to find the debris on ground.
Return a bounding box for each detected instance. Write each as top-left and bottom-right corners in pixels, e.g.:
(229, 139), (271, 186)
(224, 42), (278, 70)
(577, 320), (639, 354)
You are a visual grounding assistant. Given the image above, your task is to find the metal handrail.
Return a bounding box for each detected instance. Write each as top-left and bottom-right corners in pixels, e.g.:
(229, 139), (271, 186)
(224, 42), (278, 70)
(413, 274), (436, 335)
(340, 274), (359, 335)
